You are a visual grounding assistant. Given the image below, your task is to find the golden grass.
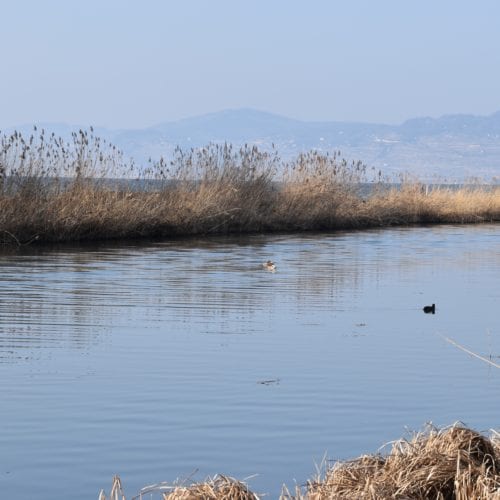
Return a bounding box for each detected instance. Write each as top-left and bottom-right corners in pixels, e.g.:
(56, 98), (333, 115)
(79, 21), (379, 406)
(98, 474), (259, 500)
(360, 184), (500, 226)
(99, 425), (500, 499)
(99, 475), (125, 500)
(287, 424), (500, 500)
(161, 474), (259, 500)
(1, 129), (499, 245)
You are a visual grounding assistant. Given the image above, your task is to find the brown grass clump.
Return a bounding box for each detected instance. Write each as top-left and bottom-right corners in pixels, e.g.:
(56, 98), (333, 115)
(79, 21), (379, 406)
(161, 474), (260, 500)
(289, 424), (500, 500)
(272, 151), (365, 230)
(98, 474), (259, 500)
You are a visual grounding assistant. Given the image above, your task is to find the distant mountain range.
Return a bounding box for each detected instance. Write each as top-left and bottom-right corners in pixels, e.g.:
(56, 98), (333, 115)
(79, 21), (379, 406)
(6, 108), (500, 181)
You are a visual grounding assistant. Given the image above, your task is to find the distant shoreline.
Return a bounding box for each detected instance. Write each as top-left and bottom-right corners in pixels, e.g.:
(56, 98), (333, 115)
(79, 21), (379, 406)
(6, 108), (500, 180)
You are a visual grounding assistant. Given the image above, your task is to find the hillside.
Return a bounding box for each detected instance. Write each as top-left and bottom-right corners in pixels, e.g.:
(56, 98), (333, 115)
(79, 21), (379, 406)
(6, 109), (500, 181)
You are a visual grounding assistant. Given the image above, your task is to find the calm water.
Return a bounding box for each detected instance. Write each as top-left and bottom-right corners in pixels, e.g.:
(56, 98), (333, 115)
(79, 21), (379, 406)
(1, 225), (499, 498)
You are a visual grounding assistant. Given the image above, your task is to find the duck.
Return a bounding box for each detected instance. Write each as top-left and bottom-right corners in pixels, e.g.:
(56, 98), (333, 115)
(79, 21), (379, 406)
(262, 260), (276, 271)
(423, 304), (436, 314)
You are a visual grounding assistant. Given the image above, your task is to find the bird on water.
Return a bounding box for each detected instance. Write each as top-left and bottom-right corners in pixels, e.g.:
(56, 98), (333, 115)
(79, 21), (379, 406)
(423, 304), (436, 314)
(262, 260), (276, 271)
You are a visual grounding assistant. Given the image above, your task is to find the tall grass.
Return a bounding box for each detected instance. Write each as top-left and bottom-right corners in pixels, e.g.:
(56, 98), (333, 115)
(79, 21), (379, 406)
(286, 424), (500, 499)
(1, 128), (499, 245)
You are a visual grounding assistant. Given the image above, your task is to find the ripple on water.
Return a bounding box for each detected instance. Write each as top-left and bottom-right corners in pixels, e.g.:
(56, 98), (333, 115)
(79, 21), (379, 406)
(0, 224), (500, 498)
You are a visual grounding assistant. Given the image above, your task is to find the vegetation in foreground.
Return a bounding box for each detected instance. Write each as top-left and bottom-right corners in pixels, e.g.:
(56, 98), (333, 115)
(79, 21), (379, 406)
(99, 424), (500, 499)
(1, 128), (499, 246)
(288, 424), (500, 499)
(99, 474), (259, 500)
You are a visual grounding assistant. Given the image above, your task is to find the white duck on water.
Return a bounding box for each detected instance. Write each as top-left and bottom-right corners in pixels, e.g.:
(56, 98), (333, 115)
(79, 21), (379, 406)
(262, 260), (276, 271)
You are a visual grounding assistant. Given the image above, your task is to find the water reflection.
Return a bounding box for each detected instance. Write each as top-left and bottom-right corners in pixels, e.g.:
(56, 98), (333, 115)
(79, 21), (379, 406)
(0, 224), (499, 498)
(0, 232), (370, 361)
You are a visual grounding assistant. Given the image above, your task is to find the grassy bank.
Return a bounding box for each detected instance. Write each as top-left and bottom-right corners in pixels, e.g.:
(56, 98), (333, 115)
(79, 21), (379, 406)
(289, 424), (500, 499)
(99, 424), (500, 499)
(1, 129), (499, 245)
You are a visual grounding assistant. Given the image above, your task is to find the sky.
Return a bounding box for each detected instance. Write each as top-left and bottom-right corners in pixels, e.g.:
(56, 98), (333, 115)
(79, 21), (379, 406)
(1, 0), (500, 129)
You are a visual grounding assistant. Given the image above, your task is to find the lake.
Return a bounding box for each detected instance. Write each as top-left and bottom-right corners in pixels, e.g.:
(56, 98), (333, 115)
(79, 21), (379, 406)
(1, 224), (499, 498)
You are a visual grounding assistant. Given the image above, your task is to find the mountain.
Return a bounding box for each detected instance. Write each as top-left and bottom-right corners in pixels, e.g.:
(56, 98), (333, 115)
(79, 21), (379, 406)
(6, 109), (500, 181)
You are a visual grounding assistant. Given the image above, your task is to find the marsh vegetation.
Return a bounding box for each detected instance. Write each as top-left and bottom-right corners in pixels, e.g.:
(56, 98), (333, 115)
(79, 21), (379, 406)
(1, 128), (499, 245)
(288, 424), (500, 499)
(99, 424), (500, 499)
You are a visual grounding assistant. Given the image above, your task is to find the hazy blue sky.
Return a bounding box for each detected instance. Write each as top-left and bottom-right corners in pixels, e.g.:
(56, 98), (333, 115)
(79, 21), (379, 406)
(2, 0), (500, 129)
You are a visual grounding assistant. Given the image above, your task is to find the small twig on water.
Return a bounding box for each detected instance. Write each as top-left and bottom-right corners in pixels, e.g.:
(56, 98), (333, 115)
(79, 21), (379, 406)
(438, 333), (500, 369)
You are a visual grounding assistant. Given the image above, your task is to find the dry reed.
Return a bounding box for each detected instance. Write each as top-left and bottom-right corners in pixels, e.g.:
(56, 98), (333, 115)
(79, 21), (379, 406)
(98, 425), (500, 499)
(99, 475), (125, 500)
(1, 128), (499, 245)
(98, 474), (259, 500)
(160, 474), (260, 500)
(286, 424), (500, 499)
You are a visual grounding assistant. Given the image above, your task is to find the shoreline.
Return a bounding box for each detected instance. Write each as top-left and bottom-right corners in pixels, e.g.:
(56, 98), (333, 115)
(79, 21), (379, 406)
(1, 132), (499, 247)
(1, 181), (499, 247)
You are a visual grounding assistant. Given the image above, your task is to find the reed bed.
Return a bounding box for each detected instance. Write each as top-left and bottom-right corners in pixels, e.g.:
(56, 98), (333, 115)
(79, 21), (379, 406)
(1, 128), (499, 245)
(286, 424), (500, 500)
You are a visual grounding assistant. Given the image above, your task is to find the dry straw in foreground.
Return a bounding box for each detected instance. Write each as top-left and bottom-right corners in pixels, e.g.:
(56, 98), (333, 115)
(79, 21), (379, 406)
(286, 424), (500, 499)
(99, 425), (500, 499)
(160, 474), (260, 500)
(99, 474), (260, 500)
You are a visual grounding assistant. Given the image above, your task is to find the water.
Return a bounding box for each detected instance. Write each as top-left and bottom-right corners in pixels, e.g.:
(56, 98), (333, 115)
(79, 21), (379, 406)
(0, 224), (499, 498)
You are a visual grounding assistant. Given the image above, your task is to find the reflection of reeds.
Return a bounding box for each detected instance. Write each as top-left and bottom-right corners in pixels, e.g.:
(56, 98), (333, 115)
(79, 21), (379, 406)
(1, 129), (499, 245)
(287, 424), (500, 499)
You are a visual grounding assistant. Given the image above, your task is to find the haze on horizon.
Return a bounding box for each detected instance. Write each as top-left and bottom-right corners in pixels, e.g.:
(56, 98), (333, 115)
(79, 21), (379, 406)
(1, 0), (500, 130)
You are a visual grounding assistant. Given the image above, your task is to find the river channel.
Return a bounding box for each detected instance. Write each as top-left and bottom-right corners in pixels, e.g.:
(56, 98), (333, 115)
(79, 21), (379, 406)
(1, 224), (499, 498)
